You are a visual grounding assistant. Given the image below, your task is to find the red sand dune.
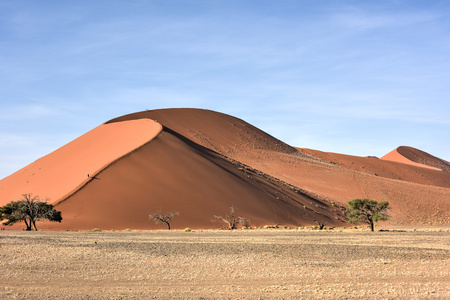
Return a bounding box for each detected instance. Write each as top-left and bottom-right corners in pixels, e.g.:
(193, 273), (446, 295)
(1, 108), (449, 230)
(381, 146), (450, 172)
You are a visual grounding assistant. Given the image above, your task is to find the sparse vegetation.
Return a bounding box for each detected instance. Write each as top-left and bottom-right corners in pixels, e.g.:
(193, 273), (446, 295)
(347, 198), (389, 232)
(0, 193), (62, 231)
(238, 217), (251, 229)
(314, 220), (326, 230)
(212, 206), (250, 230)
(91, 228), (102, 232)
(149, 210), (179, 230)
(184, 228), (192, 232)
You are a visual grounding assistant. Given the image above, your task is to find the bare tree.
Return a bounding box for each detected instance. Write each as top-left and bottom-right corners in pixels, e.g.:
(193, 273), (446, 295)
(149, 210), (179, 230)
(314, 220), (326, 230)
(212, 206), (250, 230)
(239, 217), (252, 229)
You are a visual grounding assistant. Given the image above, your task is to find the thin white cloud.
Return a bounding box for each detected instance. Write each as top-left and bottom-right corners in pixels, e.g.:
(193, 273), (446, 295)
(0, 104), (60, 121)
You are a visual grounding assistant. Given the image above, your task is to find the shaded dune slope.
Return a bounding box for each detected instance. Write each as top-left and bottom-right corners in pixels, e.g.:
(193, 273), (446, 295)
(52, 126), (346, 230)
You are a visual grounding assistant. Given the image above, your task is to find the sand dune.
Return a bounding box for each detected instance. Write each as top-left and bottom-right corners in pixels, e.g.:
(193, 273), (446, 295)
(0, 119), (161, 205)
(0, 108), (448, 230)
(51, 127), (346, 230)
(109, 109), (449, 226)
(381, 146), (450, 172)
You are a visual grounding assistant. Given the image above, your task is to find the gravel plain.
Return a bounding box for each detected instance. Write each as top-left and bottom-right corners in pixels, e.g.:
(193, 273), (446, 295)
(1, 229), (449, 299)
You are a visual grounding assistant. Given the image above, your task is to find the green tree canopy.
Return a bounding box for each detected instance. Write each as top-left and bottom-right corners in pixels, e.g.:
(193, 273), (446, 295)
(0, 193), (62, 231)
(347, 198), (389, 231)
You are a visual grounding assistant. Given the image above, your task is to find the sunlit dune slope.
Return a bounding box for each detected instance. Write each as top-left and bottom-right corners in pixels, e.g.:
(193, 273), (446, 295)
(0, 119), (162, 206)
(381, 146), (450, 172)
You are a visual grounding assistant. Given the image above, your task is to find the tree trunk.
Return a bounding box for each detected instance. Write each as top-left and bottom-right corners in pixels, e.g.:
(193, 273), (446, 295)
(166, 222), (171, 230)
(32, 220), (38, 231)
(24, 219), (31, 231)
(370, 220), (374, 232)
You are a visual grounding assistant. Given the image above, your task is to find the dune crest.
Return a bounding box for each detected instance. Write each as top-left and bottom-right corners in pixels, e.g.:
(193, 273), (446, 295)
(381, 147), (443, 171)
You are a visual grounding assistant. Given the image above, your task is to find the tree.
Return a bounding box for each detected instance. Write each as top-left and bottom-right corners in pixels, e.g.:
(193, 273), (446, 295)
(314, 220), (326, 230)
(239, 217), (252, 229)
(0, 193), (62, 231)
(212, 206), (250, 230)
(149, 210), (179, 230)
(347, 198), (389, 231)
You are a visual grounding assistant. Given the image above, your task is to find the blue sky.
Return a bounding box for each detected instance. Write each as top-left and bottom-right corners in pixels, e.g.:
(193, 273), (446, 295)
(1, 0), (449, 179)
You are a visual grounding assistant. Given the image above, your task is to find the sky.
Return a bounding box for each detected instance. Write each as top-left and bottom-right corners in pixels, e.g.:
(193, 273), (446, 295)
(1, 0), (449, 179)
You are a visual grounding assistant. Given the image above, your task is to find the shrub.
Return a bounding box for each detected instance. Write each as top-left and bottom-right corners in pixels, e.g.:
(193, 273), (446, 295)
(184, 228), (192, 232)
(91, 228), (102, 232)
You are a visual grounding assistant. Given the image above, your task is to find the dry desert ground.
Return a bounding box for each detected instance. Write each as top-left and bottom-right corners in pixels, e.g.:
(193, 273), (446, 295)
(1, 228), (449, 299)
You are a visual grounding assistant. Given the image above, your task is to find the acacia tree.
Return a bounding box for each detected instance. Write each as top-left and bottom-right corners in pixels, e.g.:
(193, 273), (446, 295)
(347, 198), (389, 232)
(0, 193), (62, 231)
(149, 210), (179, 230)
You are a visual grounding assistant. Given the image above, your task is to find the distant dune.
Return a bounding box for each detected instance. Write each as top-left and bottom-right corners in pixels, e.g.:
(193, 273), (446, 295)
(0, 108), (448, 230)
(381, 146), (450, 172)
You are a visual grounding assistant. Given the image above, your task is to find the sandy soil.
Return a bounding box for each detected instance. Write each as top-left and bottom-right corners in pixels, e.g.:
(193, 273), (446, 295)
(1, 229), (449, 299)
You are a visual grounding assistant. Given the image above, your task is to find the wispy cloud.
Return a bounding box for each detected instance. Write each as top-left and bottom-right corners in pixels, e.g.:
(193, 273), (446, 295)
(330, 7), (440, 31)
(0, 104), (60, 121)
(0, 0), (449, 178)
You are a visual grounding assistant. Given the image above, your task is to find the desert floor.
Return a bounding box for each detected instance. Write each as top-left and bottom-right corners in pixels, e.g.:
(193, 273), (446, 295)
(1, 229), (449, 299)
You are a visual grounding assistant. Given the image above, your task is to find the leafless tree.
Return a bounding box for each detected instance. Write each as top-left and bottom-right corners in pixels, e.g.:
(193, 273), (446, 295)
(314, 220), (326, 230)
(149, 210), (179, 230)
(239, 217), (252, 229)
(212, 206), (250, 230)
